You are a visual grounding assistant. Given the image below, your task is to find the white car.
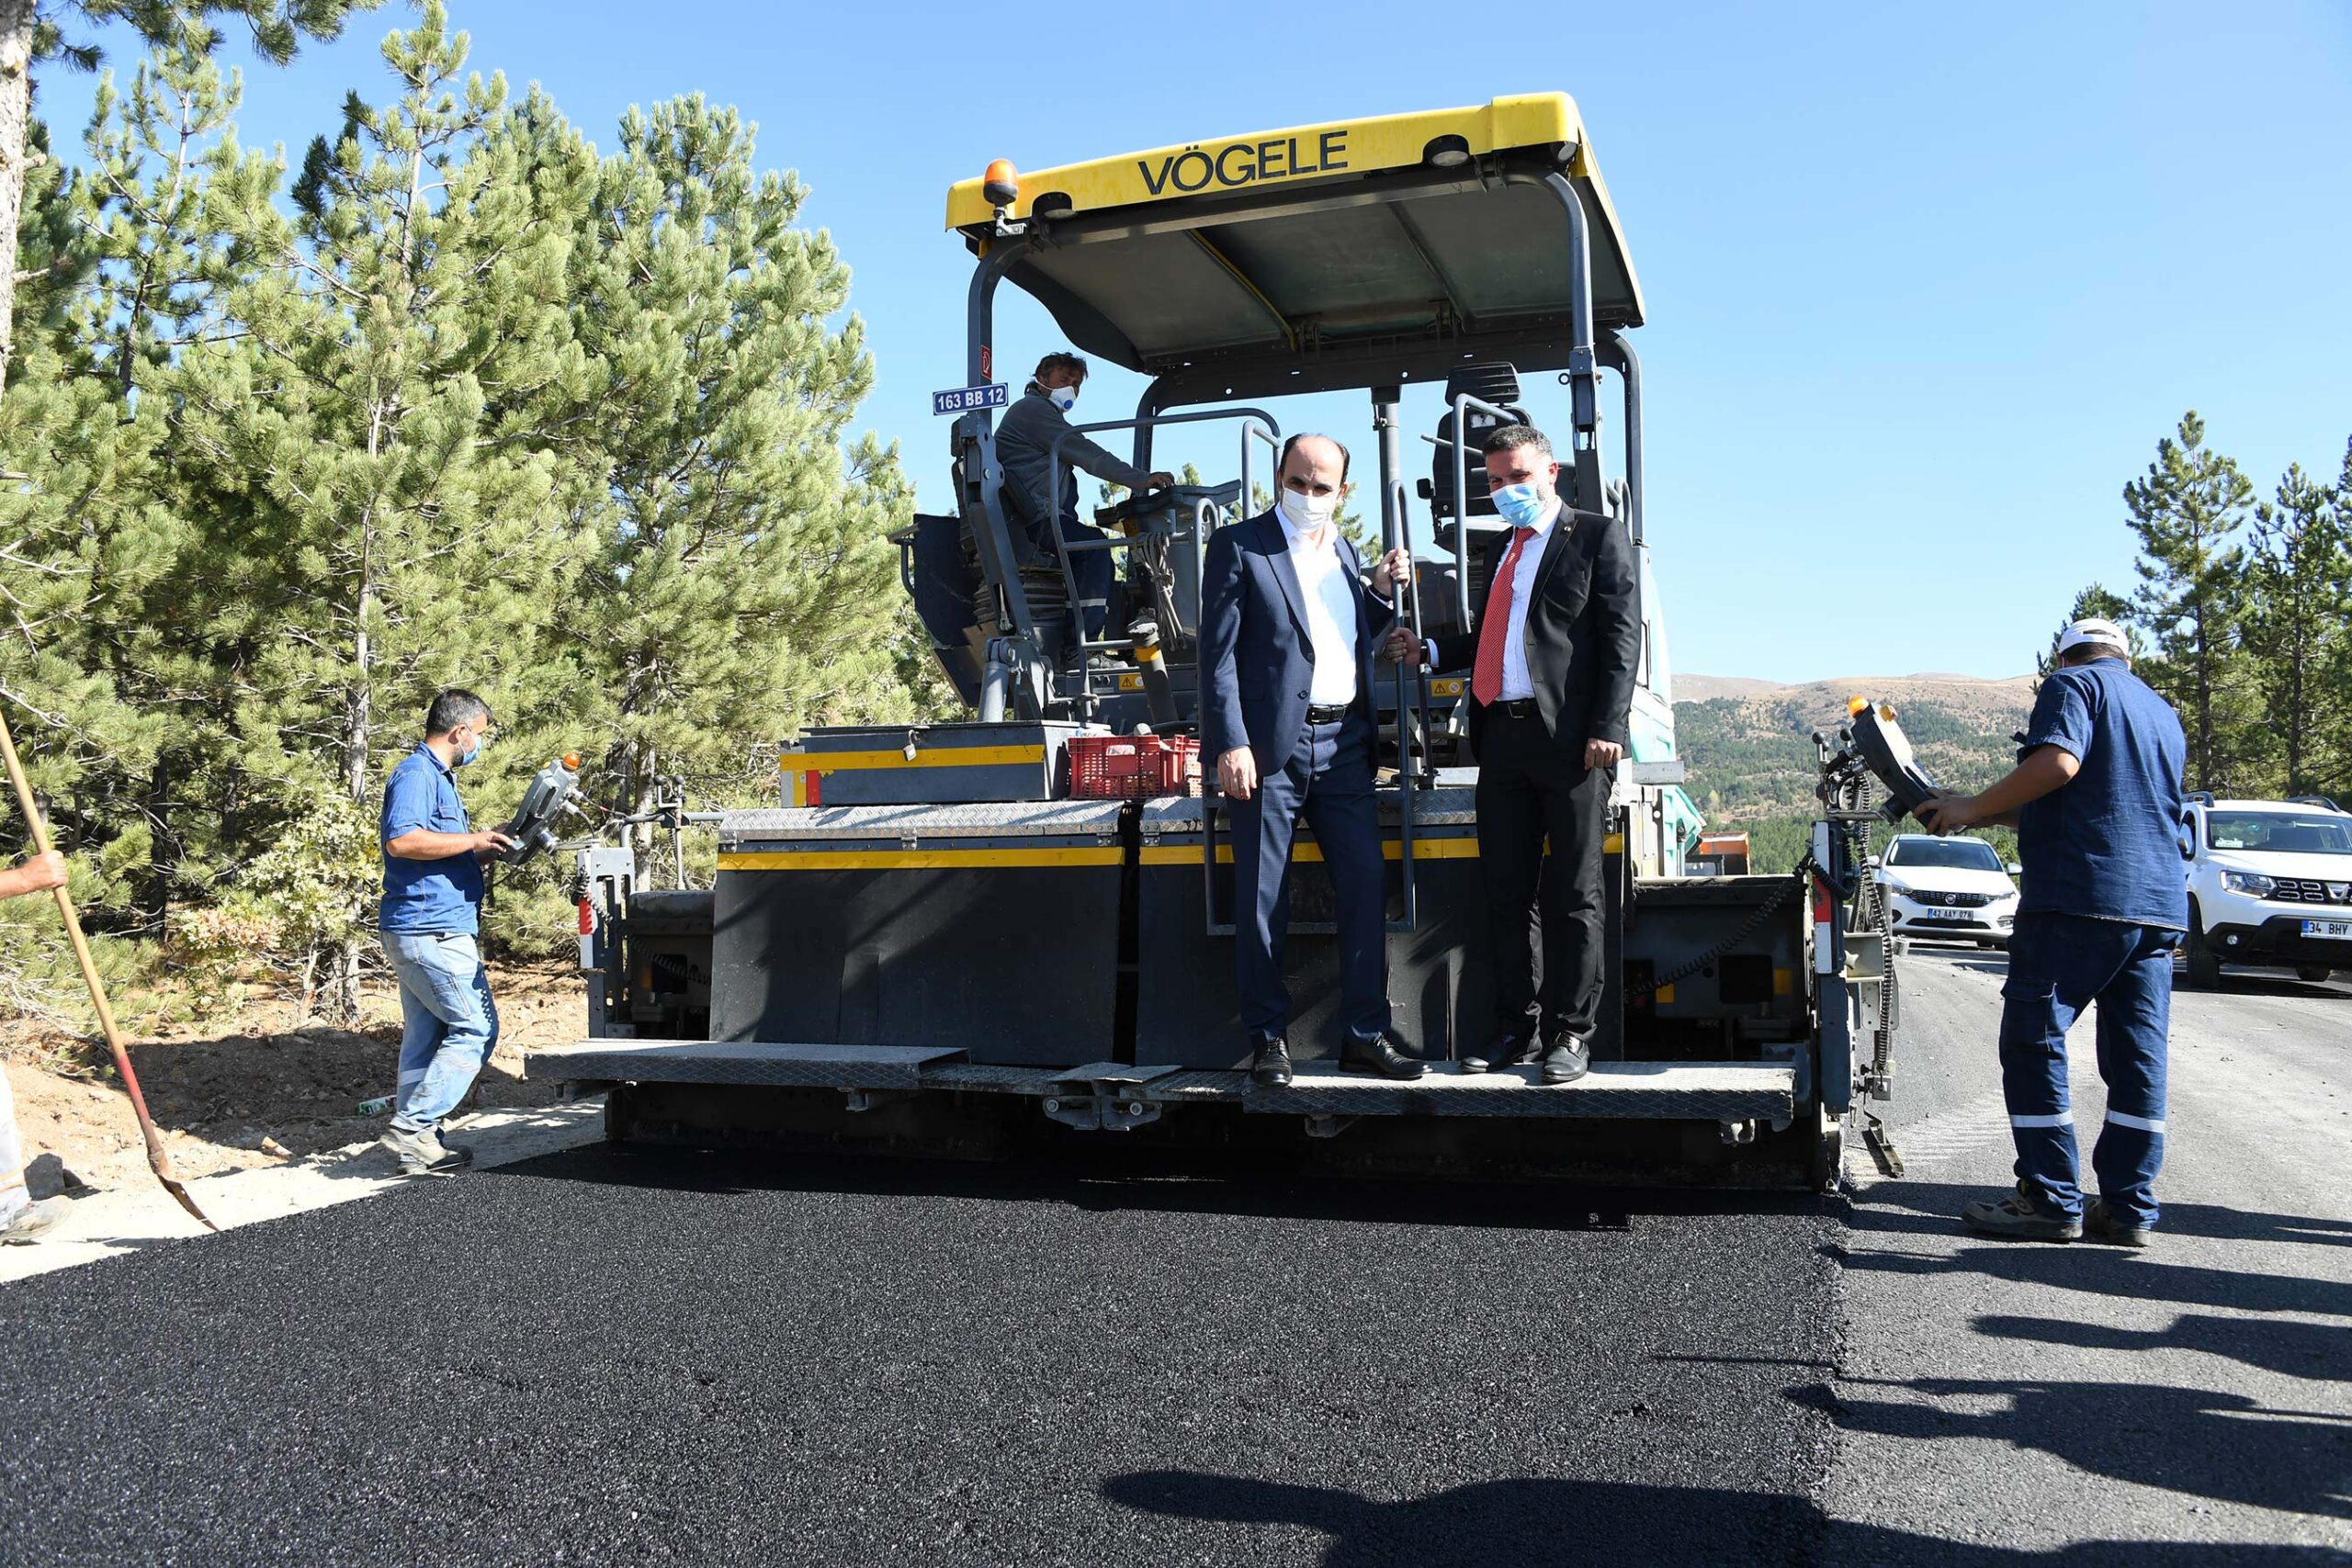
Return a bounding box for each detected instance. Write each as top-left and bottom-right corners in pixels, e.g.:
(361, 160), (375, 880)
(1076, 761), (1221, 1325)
(1872, 834), (2020, 949)
(2181, 795), (2351, 988)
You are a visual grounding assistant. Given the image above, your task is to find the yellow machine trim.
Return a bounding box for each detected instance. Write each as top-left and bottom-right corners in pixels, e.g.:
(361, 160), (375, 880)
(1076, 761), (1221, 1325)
(1775, 967), (1795, 997)
(721, 838), (1479, 873)
(779, 745), (1046, 772)
(1137, 838), (1478, 866)
(1656, 984), (1677, 1006)
(947, 95), (1587, 230)
(1429, 678), (1464, 698)
(1604, 832), (1625, 854)
(720, 848), (1123, 871)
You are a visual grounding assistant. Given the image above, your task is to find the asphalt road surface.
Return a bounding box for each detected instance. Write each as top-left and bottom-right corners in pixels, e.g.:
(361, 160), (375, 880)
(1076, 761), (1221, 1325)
(1, 950), (2345, 1566)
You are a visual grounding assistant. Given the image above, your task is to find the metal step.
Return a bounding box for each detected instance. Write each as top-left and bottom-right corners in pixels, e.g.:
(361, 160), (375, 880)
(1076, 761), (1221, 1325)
(527, 1042), (1793, 1122)
(524, 1041), (966, 1089)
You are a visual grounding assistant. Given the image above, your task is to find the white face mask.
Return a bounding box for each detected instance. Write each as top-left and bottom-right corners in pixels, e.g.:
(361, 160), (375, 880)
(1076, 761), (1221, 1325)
(1277, 486), (1337, 534)
(1046, 384), (1079, 413)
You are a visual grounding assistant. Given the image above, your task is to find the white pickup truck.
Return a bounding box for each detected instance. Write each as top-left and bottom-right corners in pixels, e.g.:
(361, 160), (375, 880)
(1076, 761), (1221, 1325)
(2180, 795), (2352, 988)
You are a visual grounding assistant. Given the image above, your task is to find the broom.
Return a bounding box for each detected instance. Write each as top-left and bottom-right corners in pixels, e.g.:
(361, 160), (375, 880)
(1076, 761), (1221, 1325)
(0, 702), (215, 1230)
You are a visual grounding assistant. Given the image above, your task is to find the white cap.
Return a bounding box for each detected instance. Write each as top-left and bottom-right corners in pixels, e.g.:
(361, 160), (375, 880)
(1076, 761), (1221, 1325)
(2056, 616), (2130, 656)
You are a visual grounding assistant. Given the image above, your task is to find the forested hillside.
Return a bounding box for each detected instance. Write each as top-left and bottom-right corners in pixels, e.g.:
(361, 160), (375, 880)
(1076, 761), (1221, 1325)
(1673, 677), (2032, 874)
(1676, 675), (2037, 822)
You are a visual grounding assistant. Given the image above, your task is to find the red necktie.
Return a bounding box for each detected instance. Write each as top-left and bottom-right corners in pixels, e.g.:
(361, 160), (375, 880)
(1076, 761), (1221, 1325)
(1472, 526), (1538, 706)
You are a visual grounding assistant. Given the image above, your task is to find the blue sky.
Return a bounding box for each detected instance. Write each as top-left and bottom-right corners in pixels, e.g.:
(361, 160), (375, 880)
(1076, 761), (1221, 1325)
(41, 2), (2352, 682)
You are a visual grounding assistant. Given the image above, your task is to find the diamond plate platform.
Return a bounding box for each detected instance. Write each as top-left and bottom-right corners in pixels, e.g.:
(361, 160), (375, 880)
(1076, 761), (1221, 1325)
(1140, 788), (1478, 833)
(721, 800), (1125, 847)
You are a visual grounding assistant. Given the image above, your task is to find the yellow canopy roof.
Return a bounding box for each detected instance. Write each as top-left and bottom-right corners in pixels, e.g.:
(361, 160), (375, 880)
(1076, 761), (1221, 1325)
(944, 94), (1643, 393)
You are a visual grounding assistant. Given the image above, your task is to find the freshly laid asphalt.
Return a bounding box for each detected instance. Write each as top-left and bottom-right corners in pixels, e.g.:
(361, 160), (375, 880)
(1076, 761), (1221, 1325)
(2, 1147), (1841, 1566)
(2, 952), (2346, 1566)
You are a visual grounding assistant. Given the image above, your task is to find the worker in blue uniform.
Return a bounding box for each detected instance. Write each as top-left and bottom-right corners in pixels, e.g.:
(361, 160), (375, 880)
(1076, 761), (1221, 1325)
(1917, 617), (2188, 1246)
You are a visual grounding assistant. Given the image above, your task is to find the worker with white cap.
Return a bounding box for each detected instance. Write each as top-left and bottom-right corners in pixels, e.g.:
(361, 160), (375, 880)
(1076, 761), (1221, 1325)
(1916, 616), (2187, 1247)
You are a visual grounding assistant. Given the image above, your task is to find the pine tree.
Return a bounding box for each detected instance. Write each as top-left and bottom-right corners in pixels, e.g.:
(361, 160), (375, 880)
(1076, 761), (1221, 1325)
(2241, 463), (2347, 798)
(0, 0), (376, 397)
(2329, 438), (2352, 802)
(51, 26), (253, 931)
(0, 117), (176, 1009)
(159, 4), (583, 1013)
(525, 93), (912, 867)
(2124, 412), (2256, 793)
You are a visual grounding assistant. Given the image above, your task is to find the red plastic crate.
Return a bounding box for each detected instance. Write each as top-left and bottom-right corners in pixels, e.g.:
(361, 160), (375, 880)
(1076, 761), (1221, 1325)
(1068, 733), (1201, 799)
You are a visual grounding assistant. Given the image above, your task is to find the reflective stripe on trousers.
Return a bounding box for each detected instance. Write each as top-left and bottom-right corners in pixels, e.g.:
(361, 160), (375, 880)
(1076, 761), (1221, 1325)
(1996, 911), (2181, 1228)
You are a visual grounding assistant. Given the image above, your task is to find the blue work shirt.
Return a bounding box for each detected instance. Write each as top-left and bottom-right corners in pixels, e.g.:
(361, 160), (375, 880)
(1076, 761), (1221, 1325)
(2015, 660), (2188, 928)
(379, 743), (484, 933)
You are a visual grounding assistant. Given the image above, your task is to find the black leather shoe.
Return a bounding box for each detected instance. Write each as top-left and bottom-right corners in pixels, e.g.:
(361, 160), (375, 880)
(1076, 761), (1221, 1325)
(1250, 1037), (1294, 1089)
(1463, 1027), (1538, 1075)
(1540, 1032), (1591, 1085)
(1340, 1030), (1428, 1080)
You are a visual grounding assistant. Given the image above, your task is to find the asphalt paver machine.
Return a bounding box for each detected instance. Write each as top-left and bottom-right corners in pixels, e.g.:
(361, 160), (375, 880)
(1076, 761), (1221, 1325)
(526, 95), (1905, 1186)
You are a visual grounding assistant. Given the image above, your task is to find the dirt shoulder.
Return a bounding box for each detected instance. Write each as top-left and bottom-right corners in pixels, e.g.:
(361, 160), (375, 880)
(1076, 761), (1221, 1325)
(4, 962), (586, 1198)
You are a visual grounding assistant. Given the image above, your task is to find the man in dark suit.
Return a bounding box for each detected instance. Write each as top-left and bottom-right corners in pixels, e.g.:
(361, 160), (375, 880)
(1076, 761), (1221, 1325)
(1200, 434), (1426, 1088)
(1394, 423), (1640, 1084)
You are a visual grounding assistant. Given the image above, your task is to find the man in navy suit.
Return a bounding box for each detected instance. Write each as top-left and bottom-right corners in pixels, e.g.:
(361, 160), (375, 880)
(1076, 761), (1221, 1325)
(1200, 434), (1426, 1088)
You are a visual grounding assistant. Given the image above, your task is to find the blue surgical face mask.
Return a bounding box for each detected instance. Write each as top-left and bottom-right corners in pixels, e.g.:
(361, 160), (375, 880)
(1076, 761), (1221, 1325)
(1491, 482), (1552, 529)
(458, 728), (484, 767)
(1047, 384), (1079, 413)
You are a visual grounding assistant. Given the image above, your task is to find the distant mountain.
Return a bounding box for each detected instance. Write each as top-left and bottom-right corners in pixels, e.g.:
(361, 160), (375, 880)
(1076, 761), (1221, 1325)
(1671, 672), (2036, 822)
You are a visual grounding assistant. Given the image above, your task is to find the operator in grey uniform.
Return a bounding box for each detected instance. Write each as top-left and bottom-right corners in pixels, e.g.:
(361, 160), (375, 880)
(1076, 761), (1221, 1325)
(994, 351), (1172, 660)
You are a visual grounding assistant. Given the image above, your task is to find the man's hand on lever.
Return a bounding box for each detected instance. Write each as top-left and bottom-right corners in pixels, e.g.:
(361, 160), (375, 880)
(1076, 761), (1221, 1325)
(1384, 626), (1422, 666)
(1915, 789), (1977, 836)
(1371, 547), (1413, 598)
(1217, 746), (1258, 802)
(1585, 739), (1624, 771)
(1147, 470), (1174, 491)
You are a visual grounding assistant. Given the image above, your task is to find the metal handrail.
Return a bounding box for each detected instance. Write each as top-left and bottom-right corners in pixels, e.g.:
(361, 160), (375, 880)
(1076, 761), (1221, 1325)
(1385, 477), (1423, 932)
(1447, 390), (1523, 626)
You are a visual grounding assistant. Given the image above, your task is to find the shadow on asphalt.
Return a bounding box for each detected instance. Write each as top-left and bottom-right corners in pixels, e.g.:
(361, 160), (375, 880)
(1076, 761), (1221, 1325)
(1854, 1179), (2352, 1249)
(477, 1141), (1837, 1233)
(1842, 1231), (2352, 1319)
(1100, 1471), (2344, 1564)
(1971, 1312), (2348, 1382)
(1819, 1178), (2352, 1523)
(1787, 1379), (2352, 1522)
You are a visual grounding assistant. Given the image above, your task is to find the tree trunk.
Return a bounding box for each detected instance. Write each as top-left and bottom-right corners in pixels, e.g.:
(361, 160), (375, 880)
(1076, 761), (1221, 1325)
(2287, 642), (2306, 796)
(136, 754), (180, 938)
(330, 939), (362, 1024)
(628, 743), (658, 884)
(0, 0), (37, 400)
(2192, 596), (2214, 791)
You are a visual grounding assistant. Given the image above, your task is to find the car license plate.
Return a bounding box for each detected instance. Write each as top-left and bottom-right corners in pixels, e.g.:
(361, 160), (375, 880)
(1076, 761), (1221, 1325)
(1921, 908), (1971, 921)
(2302, 919), (2352, 941)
